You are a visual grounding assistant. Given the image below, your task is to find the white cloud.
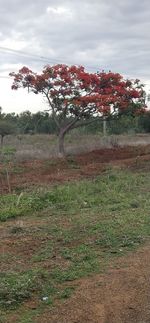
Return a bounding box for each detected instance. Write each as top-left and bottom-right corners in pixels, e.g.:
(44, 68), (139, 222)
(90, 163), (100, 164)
(0, 36), (27, 51)
(0, 78), (45, 114)
(46, 6), (73, 18)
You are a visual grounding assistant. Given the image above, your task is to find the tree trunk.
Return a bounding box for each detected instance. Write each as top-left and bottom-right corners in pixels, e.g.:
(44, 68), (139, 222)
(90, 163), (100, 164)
(57, 117), (80, 157)
(58, 131), (66, 157)
(103, 116), (107, 136)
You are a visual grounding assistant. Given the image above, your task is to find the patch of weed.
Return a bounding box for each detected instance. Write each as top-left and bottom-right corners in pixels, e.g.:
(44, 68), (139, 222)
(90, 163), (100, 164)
(59, 287), (75, 299)
(0, 271), (36, 309)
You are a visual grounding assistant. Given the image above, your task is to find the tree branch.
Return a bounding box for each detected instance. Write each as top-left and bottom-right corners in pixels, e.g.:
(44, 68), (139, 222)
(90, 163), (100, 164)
(43, 91), (61, 130)
(61, 116), (79, 135)
(69, 117), (101, 130)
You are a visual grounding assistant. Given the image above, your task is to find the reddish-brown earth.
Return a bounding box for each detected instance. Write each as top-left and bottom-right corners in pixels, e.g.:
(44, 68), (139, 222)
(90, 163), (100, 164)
(36, 244), (150, 323)
(3, 243), (150, 323)
(0, 145), (150, 194)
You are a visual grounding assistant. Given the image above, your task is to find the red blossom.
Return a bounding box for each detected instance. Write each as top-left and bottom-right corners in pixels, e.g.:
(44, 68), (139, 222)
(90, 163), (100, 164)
(9, 64), (146, 118)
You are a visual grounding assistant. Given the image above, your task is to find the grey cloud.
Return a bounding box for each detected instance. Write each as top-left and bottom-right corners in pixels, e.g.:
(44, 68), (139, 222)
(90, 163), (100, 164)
(0, 0), (150, 83)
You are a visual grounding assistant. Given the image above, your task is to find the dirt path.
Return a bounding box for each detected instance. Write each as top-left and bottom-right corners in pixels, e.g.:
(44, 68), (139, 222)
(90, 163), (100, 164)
(37, 244), (150, 323)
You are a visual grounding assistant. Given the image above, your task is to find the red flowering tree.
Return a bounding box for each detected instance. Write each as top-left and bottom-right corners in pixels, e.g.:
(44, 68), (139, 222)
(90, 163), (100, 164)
(10, 65), (146, 156)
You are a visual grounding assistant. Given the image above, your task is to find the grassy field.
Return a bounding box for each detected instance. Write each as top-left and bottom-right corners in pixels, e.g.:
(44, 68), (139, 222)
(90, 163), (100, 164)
(0, 166), (150, 322)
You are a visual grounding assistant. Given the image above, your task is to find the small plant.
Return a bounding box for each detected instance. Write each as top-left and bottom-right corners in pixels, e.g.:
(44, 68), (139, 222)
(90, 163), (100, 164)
(59, 287), (75, 299)
(0, 272), (36, 309)
(10, 226), (24, 234)
(0, 146), (16, 193)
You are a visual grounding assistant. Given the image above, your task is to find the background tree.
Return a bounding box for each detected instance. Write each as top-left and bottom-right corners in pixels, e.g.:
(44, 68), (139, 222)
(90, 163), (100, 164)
(138, 111), (150, 132)
(0, 120), (16, 148)
(10, 65), (146, 156)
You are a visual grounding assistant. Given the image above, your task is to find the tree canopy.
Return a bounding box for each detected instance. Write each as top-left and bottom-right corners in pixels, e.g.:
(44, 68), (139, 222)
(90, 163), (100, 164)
(10, 64), (146, 156)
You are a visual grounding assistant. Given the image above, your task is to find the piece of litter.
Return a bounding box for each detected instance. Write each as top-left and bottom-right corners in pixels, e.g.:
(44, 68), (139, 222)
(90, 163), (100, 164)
(42, 297), (48, 301)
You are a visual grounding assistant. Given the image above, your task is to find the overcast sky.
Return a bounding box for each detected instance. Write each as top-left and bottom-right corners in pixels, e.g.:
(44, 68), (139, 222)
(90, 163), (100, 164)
(0, 0), (150, 114)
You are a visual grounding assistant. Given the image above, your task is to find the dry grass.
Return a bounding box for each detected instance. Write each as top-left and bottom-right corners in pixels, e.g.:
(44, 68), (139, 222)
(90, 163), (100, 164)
(3, 132), (150, 161)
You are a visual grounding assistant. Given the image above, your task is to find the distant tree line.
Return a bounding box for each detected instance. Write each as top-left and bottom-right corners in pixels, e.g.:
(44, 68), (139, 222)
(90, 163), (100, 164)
(0, 108), (57, 135)
(0, 105), (150, 144)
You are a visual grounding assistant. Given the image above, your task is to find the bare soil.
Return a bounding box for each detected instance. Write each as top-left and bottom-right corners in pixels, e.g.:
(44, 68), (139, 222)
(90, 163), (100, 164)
(36, 244), (150, 323)
(1, 145), (150, 194)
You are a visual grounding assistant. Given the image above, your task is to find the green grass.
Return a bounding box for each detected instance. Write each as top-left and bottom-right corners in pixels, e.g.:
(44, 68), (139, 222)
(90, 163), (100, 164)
(0, 271), (36, 309)
(0, 169), (150, 221)
(0, 168), (150, 321)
